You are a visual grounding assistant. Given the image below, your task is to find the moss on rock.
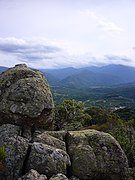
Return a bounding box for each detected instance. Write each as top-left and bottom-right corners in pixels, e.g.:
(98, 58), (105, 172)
(0, 64), (54, 129)
(67, 130), (130, 180)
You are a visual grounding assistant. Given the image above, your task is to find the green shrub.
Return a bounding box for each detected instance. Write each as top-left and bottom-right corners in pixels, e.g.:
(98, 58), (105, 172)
(0, 146), (6, 161)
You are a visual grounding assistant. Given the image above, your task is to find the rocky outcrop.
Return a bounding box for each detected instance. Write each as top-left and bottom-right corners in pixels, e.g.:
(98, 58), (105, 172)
(0, 124), (70, 179)
(0, 64), (131, 180)
(0, 124), (130, 180)
(0, 64), (54, 129)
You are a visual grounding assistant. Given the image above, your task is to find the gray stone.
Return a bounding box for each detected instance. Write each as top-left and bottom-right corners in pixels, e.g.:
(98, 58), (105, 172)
(0, 124), (29, 179)
(45, 131), (67, 141)
(67, 129), (130, 180)
(49, 173), (68, 180)
(0, 123), (131, 180)
(26, 142), (71, 178)
(0, 64), (54, 129)
(33, 131), (66, 151)
(18, 169), (47, 180)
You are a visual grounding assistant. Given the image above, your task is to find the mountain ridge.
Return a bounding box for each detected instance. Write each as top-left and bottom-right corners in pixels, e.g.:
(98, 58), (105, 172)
(41, 64), (135, 88)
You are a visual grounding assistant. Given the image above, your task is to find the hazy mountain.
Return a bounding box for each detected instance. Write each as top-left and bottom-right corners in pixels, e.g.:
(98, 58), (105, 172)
(59, 69), (122, 88)
(88, 64), (135, 83)
(40, 67), (78, 80)
(42, 64), (135, 88)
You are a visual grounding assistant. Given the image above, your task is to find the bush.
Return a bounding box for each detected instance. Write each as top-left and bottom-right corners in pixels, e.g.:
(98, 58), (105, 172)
(54, 100), (92, 130)
(0, 146), (6, 161)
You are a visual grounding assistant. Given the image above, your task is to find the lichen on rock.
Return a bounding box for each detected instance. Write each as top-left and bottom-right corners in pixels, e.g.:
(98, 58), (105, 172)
(0, 123), (131, 180)
(0, 64), (54, 129)
(26, 142), (71, 178)
(0, 124), (29, 179)
(67, 129), (130, 180)
(33, 131), (66, 151)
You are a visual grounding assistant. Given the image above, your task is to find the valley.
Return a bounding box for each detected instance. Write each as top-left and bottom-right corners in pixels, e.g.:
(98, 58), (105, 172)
(40, 64), (135, 108)
(51, 85), (135, 109)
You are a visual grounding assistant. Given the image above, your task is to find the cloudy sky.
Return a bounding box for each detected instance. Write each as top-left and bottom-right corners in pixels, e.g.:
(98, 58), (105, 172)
(0, 0), (135, 68)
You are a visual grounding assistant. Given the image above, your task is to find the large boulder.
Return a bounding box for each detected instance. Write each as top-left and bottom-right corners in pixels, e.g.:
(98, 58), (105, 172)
(67, 130), (130, 180)
(0, 64), (54, 129)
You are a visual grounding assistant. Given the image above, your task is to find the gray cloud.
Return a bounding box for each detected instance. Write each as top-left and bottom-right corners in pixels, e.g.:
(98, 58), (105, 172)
(104, 55), (132, 63)
(0, 38), (61, 62)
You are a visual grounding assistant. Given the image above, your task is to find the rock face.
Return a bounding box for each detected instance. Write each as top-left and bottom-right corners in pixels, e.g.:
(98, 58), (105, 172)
(0, 124), (70, 180)
(67, 130), (130, 180)
(0, 124), (130, 180)
(0, 64), (54, 129)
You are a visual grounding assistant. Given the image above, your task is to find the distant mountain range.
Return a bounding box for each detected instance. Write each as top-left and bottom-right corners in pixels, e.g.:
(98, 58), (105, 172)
(1, 64), (135, 88)
(40, 64), (135, 88)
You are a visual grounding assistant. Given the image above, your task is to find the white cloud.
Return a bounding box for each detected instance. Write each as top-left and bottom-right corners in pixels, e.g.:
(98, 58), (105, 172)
(97, 20), (123, 32)
(0, 37), (61, 60)
(79, 10), (123, 33)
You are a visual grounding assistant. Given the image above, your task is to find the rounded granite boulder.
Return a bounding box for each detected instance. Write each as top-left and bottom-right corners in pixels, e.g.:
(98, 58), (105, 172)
(0, 64), (54, 129)
(67, 130), (130, 180)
